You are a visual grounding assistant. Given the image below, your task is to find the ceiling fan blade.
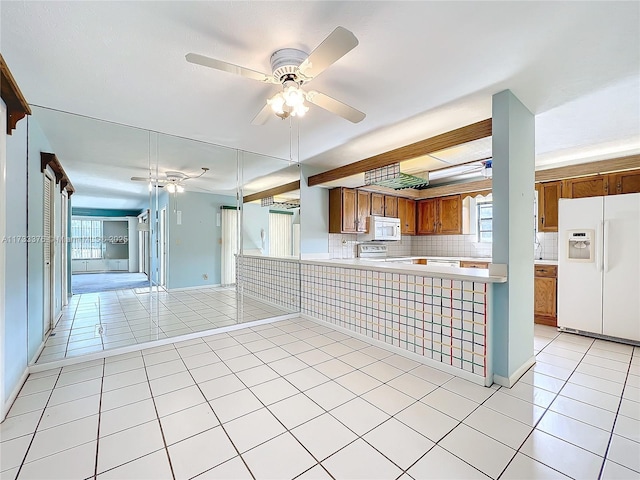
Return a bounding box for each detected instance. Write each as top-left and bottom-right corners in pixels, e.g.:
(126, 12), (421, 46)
(130, 176), (168, 184)
(297, 27), (358, 80)
(186, 53), (276, 83)
(306, 91), (365, 123)
(251, 103), (273, 125)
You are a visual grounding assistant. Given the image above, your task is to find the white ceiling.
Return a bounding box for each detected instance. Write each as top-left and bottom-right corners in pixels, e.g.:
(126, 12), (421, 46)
(2, 2), (639, 209)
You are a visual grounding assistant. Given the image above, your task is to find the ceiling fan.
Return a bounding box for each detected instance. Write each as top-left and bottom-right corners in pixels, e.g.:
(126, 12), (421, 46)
(186, 26), (366, 125)
(131, 167), (209, 193)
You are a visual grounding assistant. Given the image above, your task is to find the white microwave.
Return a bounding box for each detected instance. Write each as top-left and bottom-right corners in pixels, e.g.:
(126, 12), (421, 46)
(361, 216), (401, 241)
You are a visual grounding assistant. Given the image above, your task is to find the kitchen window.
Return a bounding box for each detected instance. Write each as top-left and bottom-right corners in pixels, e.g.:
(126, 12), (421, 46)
(71, 219), (103, 259)
(477, 202), (493, 242)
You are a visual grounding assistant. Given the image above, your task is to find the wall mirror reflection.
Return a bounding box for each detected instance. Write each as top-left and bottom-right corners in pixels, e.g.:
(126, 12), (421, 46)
(29, 107), (298, 365)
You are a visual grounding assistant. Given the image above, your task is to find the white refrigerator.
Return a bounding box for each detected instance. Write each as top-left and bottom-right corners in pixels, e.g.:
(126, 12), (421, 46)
(558, 193), (640, 343)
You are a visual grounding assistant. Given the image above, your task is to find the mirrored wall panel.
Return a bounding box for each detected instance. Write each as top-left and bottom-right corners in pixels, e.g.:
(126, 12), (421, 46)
(30, 106), (300, 364)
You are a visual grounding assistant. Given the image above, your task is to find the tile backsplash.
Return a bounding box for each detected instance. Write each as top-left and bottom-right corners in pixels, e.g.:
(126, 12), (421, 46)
(412, 235), (492, 258)
(329, 234), (412, 259)
(329, 232), (559, 260)
(536, 232), (559, 260)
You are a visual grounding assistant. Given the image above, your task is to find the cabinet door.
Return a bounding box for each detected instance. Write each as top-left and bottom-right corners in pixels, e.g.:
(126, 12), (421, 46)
(534, 276), (557, 317)
(356, 190), (370, 232)
(398, 198), (416, 235)
(562, 175), (609, 198)
(460, 261), (489, 269)
(370, 193), (385, 216)
(609, 170), (640, 195)
(384, 196), (398, 218)
(417, 199), (438, 234)
(438, 195), (462, 234)
(537, 181), (561, 232)
(341, 188), (358, 233)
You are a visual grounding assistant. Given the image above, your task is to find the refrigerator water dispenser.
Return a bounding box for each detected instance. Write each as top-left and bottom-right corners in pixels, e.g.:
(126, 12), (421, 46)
(566, 230), (594, 262)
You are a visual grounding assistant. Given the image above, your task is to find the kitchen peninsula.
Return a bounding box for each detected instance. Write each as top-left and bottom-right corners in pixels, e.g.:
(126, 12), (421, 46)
(238, 255), (507, 387)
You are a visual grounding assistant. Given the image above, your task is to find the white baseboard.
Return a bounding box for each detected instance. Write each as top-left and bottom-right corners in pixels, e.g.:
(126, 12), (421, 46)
(165, 283), (224, 292)
(493, 356), (536, 388)
(0, 366), (29, 422)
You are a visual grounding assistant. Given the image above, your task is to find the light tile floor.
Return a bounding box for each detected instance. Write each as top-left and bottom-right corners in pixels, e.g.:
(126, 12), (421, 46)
(37, 287), (292, 363)
(2, 319), (639, 479)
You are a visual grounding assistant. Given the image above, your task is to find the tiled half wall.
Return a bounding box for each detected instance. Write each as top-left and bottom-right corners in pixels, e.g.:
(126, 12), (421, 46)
(236, 256), (301, 311)
(300, 263), (490, 382)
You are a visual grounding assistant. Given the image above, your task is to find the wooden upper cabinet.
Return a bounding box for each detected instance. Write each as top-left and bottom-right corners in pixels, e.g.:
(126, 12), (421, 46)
(370, 193), (385, 216)
(417, 198), (438, 234)
(384, 195), (398, 218)
(329, 187), (365, 233)
(562, 175), (609, 198)
(438, 195), (462, 234)
(398, 198), (416, 235)
(417, 195), (462, 235)
(356, 190), (370, 232)
(536, 181), (561, 232)
(609, 170), (640, 195)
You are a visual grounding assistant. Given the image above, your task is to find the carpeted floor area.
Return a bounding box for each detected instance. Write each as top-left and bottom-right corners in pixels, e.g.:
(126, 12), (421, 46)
(71, 272), (150, 294)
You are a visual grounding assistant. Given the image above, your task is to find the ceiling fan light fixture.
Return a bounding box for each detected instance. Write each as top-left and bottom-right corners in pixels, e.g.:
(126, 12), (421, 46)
(267, 93), (286, 114)
(166, 183), (176, 193)
(176, 185), (185, 193)
(284, 85), (305, 107)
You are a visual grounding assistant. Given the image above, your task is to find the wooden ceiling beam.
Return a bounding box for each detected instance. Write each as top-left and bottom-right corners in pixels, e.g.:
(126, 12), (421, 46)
(534, 154), (640, 182)
(243, 180), (300, 203)
(307, 118), (492, 187)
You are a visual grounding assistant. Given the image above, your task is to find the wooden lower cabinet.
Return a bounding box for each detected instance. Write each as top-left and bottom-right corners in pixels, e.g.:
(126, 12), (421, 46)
(534, 264), (557, 326)
(459, 261), (489, 269)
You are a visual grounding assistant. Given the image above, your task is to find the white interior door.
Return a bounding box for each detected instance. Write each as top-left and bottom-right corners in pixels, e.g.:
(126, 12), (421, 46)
(43, 173), (54, 335)
(602, 193), (640, 341)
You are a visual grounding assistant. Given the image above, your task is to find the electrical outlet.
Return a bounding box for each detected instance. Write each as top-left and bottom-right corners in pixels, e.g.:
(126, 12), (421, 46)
(202, 273), (208, 280)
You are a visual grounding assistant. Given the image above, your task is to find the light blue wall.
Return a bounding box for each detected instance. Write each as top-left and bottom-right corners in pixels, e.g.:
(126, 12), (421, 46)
(300, 165), (329, 255)
(165, 191), (235, 289)
(3, 118), (29, 404)
(491, 90), (536, 382)
(27, 117), (53, 360)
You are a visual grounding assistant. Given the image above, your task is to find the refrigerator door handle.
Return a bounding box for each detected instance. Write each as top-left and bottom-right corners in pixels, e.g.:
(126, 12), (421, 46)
(603, 220), (610, 273)
(596, 221), (603, 272)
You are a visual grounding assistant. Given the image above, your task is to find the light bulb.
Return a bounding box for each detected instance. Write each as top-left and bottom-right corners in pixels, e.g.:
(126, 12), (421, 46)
(166, 183), (176, 193)
(284, 86), (304, 107)
(148, 182), (153, 192)
(292, 103), (309, 117)
(176, 185), (185, 193)
(268, 93), (285, 114)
